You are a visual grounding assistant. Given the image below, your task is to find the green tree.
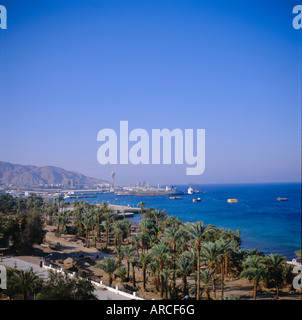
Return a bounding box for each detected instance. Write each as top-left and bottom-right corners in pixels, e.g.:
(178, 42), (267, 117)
(264, 253), (286, 299)
(199, 269), (212, 300)
(7, 268), (42, 300)
(139, 253), (152, 291)
(151, 242), (169, 298)
(95, 258), (119, 286)
(240, 255), (267, 300)
(117, 265), (127, 282)
(123, 245), (136, 281)
(36, 270), (96, 300)
(101, 221), (112, 249)
(137, 201), (146, 222)
(200, 242), (221, 299)
(176, 253), (193, 295)
(183, 221), (214, 300)
(130, 258), (138, 288)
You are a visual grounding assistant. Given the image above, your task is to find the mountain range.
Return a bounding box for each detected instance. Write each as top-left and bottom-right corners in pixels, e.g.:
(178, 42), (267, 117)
(0, 161), (108, 187)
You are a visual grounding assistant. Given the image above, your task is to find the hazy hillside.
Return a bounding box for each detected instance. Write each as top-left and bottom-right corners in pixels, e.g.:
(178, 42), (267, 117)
(0, 161), (108, 187)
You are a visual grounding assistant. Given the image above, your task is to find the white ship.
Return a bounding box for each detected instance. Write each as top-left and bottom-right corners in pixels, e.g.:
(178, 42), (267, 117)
(188, 186), (194, 194)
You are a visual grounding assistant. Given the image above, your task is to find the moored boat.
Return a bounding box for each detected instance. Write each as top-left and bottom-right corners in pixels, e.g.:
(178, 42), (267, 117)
(277, 197), (288, 201)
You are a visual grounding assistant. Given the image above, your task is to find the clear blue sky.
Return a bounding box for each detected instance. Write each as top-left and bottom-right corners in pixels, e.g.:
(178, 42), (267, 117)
(0, 0), (301, 185)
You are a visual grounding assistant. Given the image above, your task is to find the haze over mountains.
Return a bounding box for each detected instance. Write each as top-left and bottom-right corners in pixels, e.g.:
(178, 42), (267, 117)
(0, 161), (108, 187)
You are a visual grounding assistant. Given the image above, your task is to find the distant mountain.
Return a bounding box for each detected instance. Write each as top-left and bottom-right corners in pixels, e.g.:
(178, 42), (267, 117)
(0, 161), (109, 187)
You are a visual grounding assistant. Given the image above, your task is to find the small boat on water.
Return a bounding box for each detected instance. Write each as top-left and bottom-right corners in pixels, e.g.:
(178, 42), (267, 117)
(227, 199), (238, 203)
(169, 196), (182, 200)
(188, 186), (194, 195)
(277, 197), (288, 201)
(193, 198), (202, 203)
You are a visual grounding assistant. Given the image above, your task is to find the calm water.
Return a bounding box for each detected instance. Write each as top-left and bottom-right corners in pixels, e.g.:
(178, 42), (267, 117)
(78, 183), (301, 259)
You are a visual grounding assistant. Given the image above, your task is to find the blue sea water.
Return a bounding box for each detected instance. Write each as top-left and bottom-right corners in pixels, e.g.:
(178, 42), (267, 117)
(80, 183), (301, 259)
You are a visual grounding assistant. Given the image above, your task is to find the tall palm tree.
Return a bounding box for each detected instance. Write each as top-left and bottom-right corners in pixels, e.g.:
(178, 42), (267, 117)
(148, 260), (160, 288)
(139, 253), (152, 291)
(176, 253), (193, 295)
(93, 207), (103, 238)
(216, 239), (232, 297)
(56, 194), (64, 214)
(199, 269), (212, 300)
(74, 212), (84, 235)
(139, 218), (156, 236)
(152, 209), (167, 231)
(95, 258), (119, 286)
(183, 221), (214, 300)
(138, 232), (151, 253)
(123, 245), (136, 281)
(82, 215), (92, 247)
(151, 242), (169, 298)
(160, 268), (172, 299)
(164, 226), (182, 295)
(200, 242), (221, 299)
(101, 221), (112, 249)
(114, 245), (124, 264)
(137, 201), (146, 222)
(240, 255), (267, 300)
(131, 235), (141, 257)
(130, 258), (138, 288)
(264, 253), (286, 299)
(112, 220), (125, 245)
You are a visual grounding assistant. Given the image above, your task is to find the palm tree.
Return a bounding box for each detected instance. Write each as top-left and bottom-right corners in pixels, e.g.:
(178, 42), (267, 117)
(176, 253), (193, 295)
(130, 259), (138, 288)
(164, 226), (182, 295)
(151, 242), (169, 298)
(148, 260), (160, 288)
(123, 245), (136, 281)
(131, 235), (141, 257)
(56, 194), (64, 214)
(112, 220), (125, 245)
(74, 212), (84, 235)
(216, 239), (232, 297)
(199, 269), (213, 300)
(82, 215), (92, 247)
(152, 209), (167, 231)
(101, 221), (112, 249)
(222, 229), (241, 277)
(55, 214), (63, 235)
(138, 232), (151, 253)
(90, 207), (103, 238)
(200, 242), (221, 299)
(8, 268), (42, 300)
(95, 258), (119, 286)
(240, 255), (267, 300)
(160, 268), (172, 299)
(115, 245), (124, 263)
(117, 265), (127, 282)
(183, 221), (214, 300)
(139, 253), (152, 291)
(264, 253), (286, 299)
(139, 218), (156, 236)
(137, 201), (146, 222)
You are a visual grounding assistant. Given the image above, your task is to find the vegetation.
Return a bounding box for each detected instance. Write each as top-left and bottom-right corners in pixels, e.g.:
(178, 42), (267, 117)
(36, 270), (97, 300)
(0, 194), (299, 300)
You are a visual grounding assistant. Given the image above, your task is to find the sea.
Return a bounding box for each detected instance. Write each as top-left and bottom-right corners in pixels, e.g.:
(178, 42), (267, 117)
(76, 183), (301, 259)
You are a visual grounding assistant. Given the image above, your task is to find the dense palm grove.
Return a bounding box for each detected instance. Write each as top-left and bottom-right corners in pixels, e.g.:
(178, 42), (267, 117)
(0, 193), (300, 300)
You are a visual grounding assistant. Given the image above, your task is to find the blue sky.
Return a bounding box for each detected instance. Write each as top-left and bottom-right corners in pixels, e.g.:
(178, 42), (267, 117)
(0, 0), (301, 185)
